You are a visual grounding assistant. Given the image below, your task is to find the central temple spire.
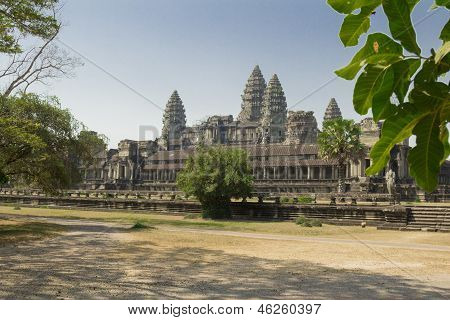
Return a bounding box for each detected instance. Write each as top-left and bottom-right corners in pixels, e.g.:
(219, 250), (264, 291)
(324, 98), (342, 122)
(260, 74), (288, 143)
(237, 65), (267, 123)
(160, 90), (186, 150)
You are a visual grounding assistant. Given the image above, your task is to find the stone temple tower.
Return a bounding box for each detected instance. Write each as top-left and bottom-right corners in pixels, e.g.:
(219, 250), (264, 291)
(260, 74), (288, 143)
(237, 65), (267, 123)
(323, 98), (342, 122)
(160, 90), (186, 150)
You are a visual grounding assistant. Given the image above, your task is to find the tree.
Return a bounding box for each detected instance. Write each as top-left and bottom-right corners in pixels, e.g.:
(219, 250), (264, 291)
(318, 118), (365, 193)
(0, 0), (60, 54)
(176, 146), (253, 219)
(0, 93), (107, 193)
(328, 0), (449, 192)
(0, 31), (81, 97)
(0, 0), (80, 97)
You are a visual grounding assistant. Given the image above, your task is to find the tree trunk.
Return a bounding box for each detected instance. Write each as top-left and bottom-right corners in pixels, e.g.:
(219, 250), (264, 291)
(337, 163), (346, 193)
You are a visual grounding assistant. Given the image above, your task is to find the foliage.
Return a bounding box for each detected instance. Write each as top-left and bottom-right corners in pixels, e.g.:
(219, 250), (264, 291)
(176, 146), (253, 219)
(0, 0), (60, 54)
(295, 215), (307, 225)
(0, 93), (107, 194)
(297, 195), (315, 204)
(310, 219), (323, 227)
(318, 118), (365, 192)
(183, 213), (202, 220)
(130, 222), (154, 230)
(328, 0), (450, 191)
(280, 196), (292, 203)
(295, 215), (322, 227)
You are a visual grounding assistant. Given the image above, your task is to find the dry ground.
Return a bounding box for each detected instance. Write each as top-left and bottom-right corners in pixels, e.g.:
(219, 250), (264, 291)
(0, 205), (449, 299)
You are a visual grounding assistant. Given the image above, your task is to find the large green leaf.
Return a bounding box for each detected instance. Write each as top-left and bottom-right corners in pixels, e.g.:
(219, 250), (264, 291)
(407, 82), (449, 190)
(382, 0), (421, 55)
(336, 33), (403, 80)
(435, 41), (450, 64)
(339, 6), (376, 47)
(354, 64), (390, 115)
(328, 0), (381, 14)
(440, 126), (450, 165)
(366, 103), (427, 175)
(392, 59), (421, 102)
(440, 19), (450, 41)
(410, 82), (450, 112)
(415, 55), (450, 84)
(406, 0), (421, 10)
(435, 0), (450, 9)
(408, 112), (444, 191)
(372, 66), (396, 121)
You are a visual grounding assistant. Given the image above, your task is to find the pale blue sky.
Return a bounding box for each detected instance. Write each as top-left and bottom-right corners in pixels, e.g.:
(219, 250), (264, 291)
(35, 0), (447, 147)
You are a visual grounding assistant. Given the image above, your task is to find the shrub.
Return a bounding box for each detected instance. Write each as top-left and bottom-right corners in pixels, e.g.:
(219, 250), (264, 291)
(295, 215), (306, 225)
(184, 213), (202, 220)
(13, 205), (21, 210)
(298, 196), (314, 204)
(131, 222), (153, 230)
(280, 196), (291, 203)
(310, 219), (322, 227)
(295, 216), (322, 227)
(176, 146), (253, 219)
(302, 220), (313, 227)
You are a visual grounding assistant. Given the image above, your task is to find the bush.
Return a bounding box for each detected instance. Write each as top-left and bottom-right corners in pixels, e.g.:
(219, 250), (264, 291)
(13, 205), (21, 210)
(176, 146), (253, 219)
(184, 213), (201, 220)
(295, 215), (306, 225)
(295, 216), (322, 228)
(298, 196), (314, 204)
(310, 219), (322, 227)
(130, 222), (154, 230)
(302, 220), (313, 227)
(280, 196), (292, 203)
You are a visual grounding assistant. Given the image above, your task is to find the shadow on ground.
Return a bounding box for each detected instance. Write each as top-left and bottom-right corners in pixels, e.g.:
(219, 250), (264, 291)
(0, 222), (448, 299)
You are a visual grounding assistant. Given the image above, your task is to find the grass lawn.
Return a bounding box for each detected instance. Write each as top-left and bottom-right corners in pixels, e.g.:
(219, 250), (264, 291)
(1, 205), (450, 246)
(0, 218), (66, 245)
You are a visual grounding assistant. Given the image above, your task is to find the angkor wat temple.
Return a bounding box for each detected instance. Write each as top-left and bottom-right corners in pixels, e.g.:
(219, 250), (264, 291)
(79, 66), (450, 198)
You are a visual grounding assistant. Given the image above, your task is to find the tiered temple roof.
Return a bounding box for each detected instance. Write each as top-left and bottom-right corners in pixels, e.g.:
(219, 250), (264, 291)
(260, 74), (288, 142)
(284, 111), (318, 145)
(237, 65), (267, 123)
(160, 90), (186, 149)
(323, 98), (342, 121)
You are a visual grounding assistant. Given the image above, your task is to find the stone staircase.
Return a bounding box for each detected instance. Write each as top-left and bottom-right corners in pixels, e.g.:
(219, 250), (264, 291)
(405, 206), (450, 232)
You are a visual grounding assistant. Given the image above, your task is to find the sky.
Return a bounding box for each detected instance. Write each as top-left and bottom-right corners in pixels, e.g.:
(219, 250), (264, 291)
(29, 0), (448, 147)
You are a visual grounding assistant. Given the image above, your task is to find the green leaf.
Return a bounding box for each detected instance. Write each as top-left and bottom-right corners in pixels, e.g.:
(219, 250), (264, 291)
(440, 126), (450, 165)
(328, 0), (381, 14)
(406, 0), (420, 10)
(435, 0), (450, 9)
(440, 19), (450, 41)
(415, 55), (450, 84)
(336, 33), (403, 80)
(435, 41), (450, 64)
(366, 103), (427, 175)
(392, 59), (421, 102)
(382, 0), (421, 55)
(410, 82), (450, 113)
(354, 64), (390, 115)
(372, 66), (396, 121)
(408, 112), (444, 191)
(339, 6), (375, 47)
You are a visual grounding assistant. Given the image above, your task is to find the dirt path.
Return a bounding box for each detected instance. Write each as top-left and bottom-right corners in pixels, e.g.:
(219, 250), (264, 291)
(0, 214), (449, 299)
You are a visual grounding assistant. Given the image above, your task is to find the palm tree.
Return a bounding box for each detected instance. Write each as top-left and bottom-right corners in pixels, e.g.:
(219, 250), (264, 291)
(318, 118), (365, 193)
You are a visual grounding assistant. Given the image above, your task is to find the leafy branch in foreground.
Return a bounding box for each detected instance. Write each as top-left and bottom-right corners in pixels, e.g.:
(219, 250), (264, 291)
(328, 0), (450, 191)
